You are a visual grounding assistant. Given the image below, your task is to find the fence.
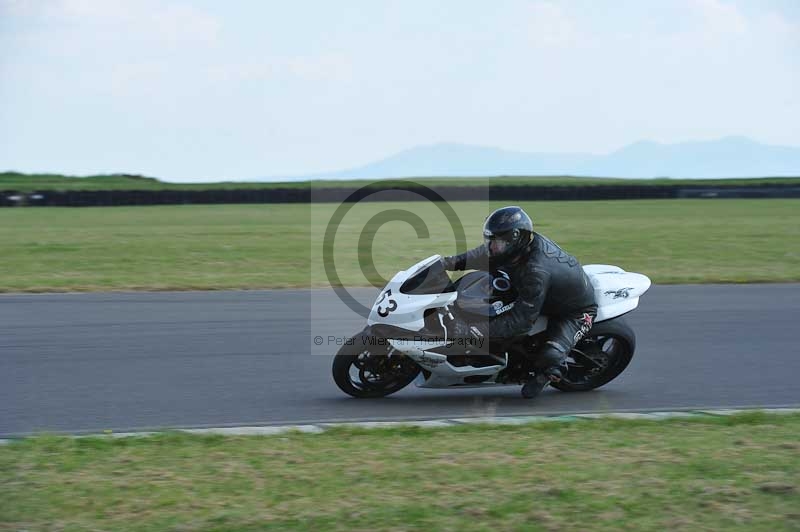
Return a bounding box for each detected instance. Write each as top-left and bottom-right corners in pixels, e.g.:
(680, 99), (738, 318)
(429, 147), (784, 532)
(1, 184), (799, 207)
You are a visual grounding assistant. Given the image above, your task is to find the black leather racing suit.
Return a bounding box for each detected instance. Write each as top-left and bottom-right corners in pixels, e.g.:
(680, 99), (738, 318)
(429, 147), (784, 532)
(443, 232), (598, 371)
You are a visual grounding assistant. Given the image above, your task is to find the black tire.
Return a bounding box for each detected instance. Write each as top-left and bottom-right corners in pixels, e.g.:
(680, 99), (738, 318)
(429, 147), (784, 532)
(331, 332), (420, 398)
(550, 317), (636, 392)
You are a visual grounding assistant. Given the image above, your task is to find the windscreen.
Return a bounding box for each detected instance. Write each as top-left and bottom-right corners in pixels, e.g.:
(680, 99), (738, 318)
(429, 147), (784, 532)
(399, 260), (454, 295)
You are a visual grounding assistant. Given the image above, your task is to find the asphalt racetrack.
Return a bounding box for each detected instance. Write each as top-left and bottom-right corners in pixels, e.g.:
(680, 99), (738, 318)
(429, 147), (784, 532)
(2, 285), (799, 437)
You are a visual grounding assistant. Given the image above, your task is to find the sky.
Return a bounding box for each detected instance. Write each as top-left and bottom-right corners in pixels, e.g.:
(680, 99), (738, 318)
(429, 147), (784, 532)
(1, 0), (798, 182)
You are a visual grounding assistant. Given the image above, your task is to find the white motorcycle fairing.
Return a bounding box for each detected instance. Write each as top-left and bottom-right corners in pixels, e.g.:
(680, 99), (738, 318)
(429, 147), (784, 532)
(365, 255), (650, 389)
(367, 255), (457, 331)
(583, 264), (651, 322)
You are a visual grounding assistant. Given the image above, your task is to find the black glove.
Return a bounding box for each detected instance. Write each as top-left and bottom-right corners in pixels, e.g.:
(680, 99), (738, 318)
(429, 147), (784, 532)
(449, 316), (488, 341)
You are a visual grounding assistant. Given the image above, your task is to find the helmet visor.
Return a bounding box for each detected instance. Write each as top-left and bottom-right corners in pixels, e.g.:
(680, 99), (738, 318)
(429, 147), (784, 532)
(484, 235), (512, 257)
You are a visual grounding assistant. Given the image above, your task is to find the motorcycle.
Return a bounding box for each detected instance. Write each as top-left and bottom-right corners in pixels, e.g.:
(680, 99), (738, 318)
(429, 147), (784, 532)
(332, 255), (651, 398)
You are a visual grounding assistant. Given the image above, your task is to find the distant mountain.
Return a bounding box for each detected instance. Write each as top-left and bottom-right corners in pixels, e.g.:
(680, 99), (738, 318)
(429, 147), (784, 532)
(579, 136), (800, 178)
(313, 144), (597, 179)
(276, 137), (800, 180)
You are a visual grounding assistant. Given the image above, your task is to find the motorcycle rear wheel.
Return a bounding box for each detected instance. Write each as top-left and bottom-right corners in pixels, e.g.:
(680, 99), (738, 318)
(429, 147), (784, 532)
(332, 333), (420, 398)
(549, 317), (636, 392)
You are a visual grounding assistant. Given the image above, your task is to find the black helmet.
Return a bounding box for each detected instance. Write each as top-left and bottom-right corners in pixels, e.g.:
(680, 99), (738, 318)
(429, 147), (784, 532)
(482, 206), (534, 265)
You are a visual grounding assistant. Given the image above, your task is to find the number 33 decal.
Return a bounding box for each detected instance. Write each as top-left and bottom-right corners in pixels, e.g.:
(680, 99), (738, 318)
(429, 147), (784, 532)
(375, 289), (398, 317)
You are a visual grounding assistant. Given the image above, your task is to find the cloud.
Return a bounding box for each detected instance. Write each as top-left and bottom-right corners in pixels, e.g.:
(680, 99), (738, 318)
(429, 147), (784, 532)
(526, 1), (578, 48)
(286, 53), (354, 82)
(3, 0), (351, 91)
(3, 0), (220, 48)
(41, 0), (136, 22)
(106, 61), (172, 97)
(146, 4), (221, 46)
(690, 0), (748, 35)
(0, 0), (223, 101)
(204, 54), (354, 85)
(0, 0), (43, 17)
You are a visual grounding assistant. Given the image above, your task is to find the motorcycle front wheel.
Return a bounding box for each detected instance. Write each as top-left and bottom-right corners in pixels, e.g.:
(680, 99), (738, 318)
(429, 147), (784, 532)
(331, 333), (420, 398)
(549, 317), (636, 392)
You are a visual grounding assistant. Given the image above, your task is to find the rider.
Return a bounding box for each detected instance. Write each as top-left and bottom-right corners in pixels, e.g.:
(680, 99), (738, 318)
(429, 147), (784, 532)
(442, 206), (598, 398)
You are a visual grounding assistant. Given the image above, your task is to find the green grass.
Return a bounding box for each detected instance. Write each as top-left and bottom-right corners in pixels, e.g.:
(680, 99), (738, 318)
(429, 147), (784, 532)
(1, 413), (799, 531)
(2, 171), (800, 192)
(1, 199), (798, 292)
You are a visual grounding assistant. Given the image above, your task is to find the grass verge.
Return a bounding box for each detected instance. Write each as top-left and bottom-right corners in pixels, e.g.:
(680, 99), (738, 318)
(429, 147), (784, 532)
(1, 413), (799, 531)
(1, 199), (798, 292)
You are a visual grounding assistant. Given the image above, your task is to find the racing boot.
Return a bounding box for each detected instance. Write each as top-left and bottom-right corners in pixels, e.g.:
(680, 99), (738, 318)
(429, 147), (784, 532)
(520, 366), (562, 399)
(521, 373), (548, 399)
(521, 340), (568, 399)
